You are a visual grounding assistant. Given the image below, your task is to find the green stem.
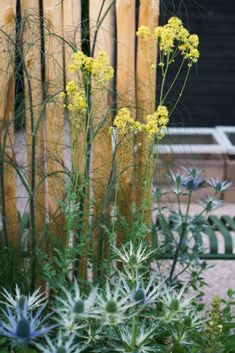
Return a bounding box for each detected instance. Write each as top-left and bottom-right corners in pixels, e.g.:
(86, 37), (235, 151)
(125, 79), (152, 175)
(131, 316), (138, 350)
(159, 52), (170, 104)
(169, 64), (191, 118)
(91, 0), (115, 57)
(141, 140), (154, 223)
(168, 190), (192, 281)
(74, 76), (92, 279)
(162, 58), (186, 104)
(176, 193), (183, 219)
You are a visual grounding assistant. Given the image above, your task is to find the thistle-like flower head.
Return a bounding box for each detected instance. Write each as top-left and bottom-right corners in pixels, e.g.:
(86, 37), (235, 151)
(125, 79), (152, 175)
(96, 282), (133, 326)
(168, 170), (184, 194)
(169, 168), (206, 194)
(199, 196), (224, 212)
(112, 241), (156, 270)
(207, 178), (233, 193)
(181, 168), (205, 191)
(160, 284), (197, 321)
(121, 272), (164, 307)
(0, 285), (46, 311)
(0, 301), (53, 346)
(55, 279), (97, 332)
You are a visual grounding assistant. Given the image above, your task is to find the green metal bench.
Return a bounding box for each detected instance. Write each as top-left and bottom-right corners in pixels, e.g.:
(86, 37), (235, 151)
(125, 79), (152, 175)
(156, 215), (235, 260)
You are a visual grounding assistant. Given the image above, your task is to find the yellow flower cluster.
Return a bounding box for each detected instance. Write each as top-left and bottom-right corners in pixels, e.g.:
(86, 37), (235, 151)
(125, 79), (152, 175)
(179, 35), (200, 63)
(112, 108), (143, 135)
(137, 16), (199, 64)
(91, 52), (114, 84)
(68, 51), (85, 72)
(154, 25), (176, 53)
(112, 105), (169, 139)
(136, 25), (151, 41)
(145, 105), (169, 138)
(69, 51), (114, 84)
(62, 80), (87, 115)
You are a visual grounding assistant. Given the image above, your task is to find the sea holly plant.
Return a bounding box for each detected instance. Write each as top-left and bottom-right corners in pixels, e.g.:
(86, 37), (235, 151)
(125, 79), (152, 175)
(0, 245), (235, 352)
(153, 167), (233, 288)
(39, 242), (207, 353)
(0, 285), (46, 311)
(0, 287), (52, 352)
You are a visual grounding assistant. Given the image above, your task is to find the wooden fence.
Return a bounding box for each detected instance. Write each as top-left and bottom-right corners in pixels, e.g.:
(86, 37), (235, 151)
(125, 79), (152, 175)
(0, 0), (159, 283)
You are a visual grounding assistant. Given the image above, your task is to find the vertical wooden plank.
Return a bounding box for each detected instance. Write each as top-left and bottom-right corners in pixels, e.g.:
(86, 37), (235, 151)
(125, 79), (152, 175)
(0, 1), (18, 247)
(137, 0), (159, 114)
(136, 0), (159, 209)
(43, 0), (65, 238)
(115, 0), (136, 242)
(21, 0), (46, 235)
(63, 0), (81, 42)
(89, 0), (115, 274)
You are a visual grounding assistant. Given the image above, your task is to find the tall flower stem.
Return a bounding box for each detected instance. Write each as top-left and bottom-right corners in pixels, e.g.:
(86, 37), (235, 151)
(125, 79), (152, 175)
(168, 190), (192, 281)
(169, 64), (191, 118)
(74, 76), (92, 280)
(141, 140), (154, 224)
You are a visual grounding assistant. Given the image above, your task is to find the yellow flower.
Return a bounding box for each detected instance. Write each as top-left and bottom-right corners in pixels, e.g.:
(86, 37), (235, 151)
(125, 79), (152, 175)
(83, 56), (94, 72)
(60, 92), (66, 99)
(70, 51), (86, 72)
(133, 121), (145, 132)
(136, 25), (151, 41)
(145, 114), (160, 137)
(178, 43), (187, 54)
(113, 108), (144, 135)
(154, 26), (176, 54)
(186, 48), (200, 62)
(112, 105), (169, 138)
(69, 51), (114, 83)
(66, 89), (87, 115)
(153, 17), (200, 64)
(177, 27), (189, 42)
(113, 108), (135, 135)
(66, 81), (79, 95)
(168, 16), (182, 28)
(157, 105), (168, 117)
(144, 105), (169, 139)
(92, 56), (114, 84)
(188, 34), (199, 48)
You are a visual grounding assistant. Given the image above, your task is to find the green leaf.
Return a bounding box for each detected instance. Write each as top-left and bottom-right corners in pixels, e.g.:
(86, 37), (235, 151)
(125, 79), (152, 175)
(0, 337), (8, 346)
(16, 348), (38, 353)
(224, 334), (235, 347)
(227, 289), (235, 298)
(172, 343), (187, 353)
(223, 322), (235, 329)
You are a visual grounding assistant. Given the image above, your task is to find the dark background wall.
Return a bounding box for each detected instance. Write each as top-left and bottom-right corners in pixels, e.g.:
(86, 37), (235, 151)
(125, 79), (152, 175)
(158, 0), (235, 127)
